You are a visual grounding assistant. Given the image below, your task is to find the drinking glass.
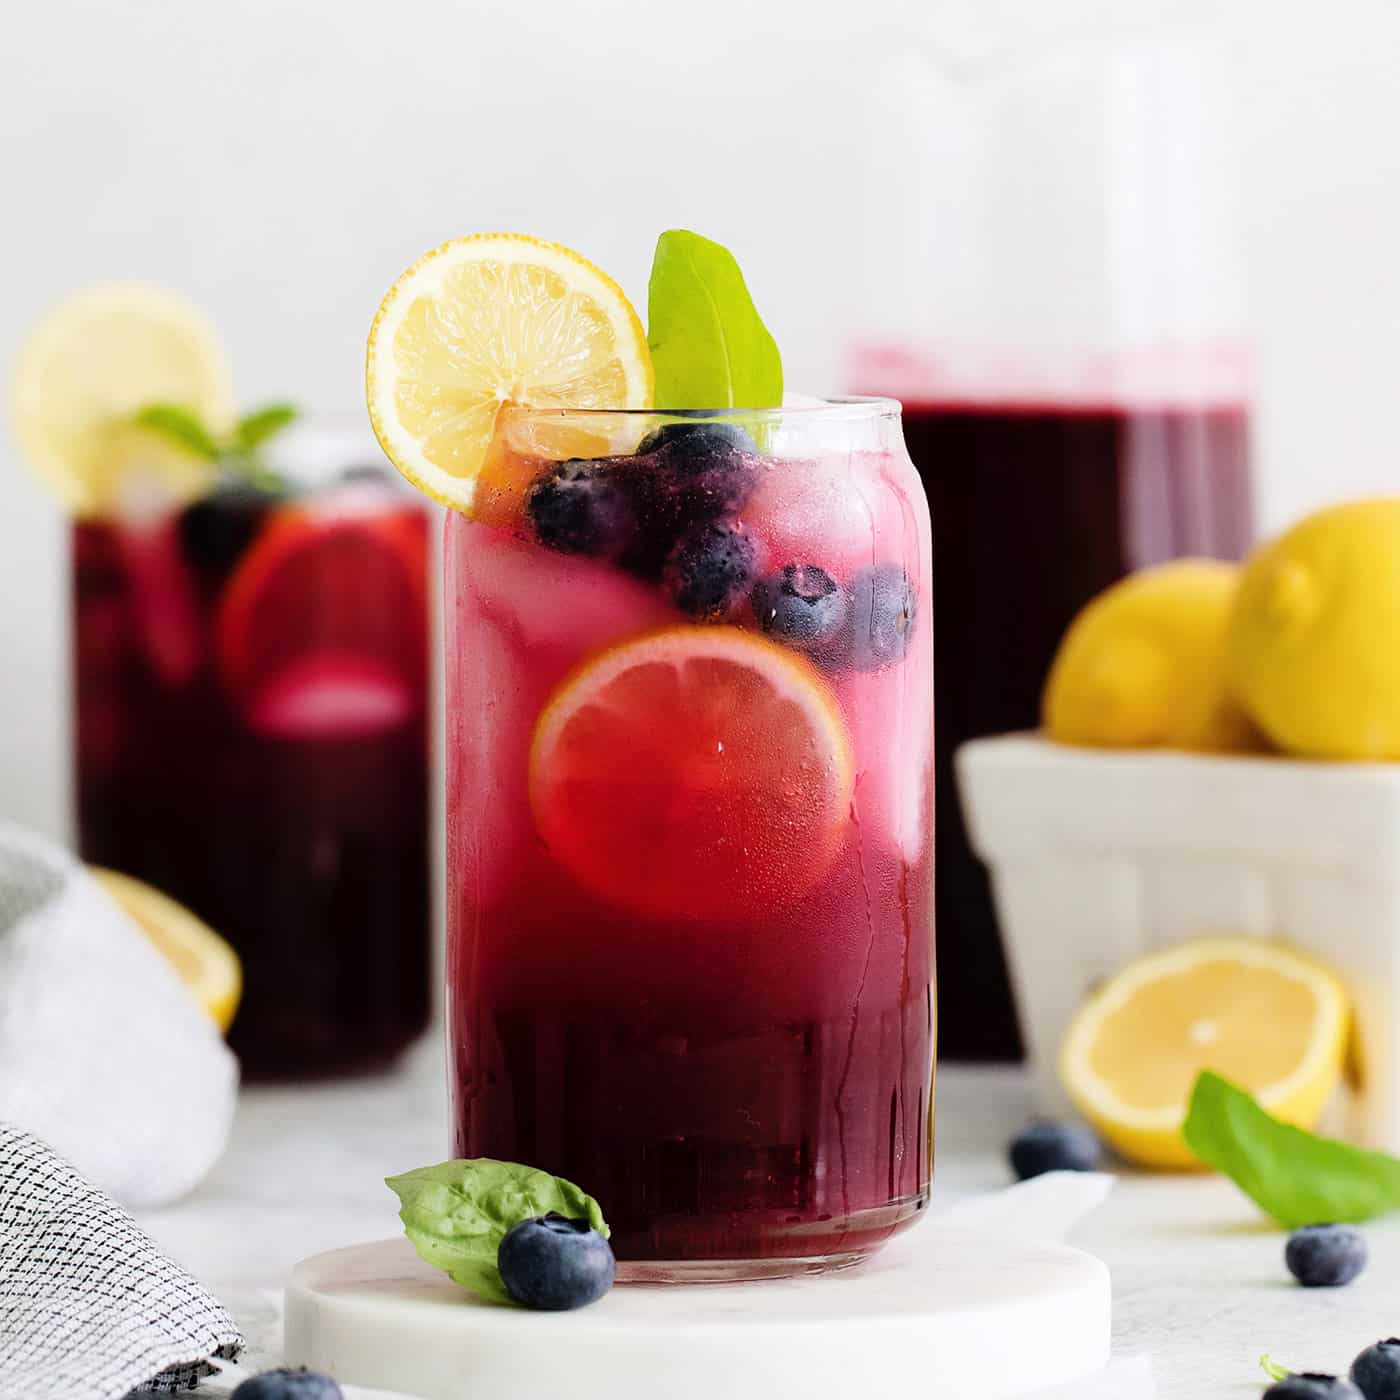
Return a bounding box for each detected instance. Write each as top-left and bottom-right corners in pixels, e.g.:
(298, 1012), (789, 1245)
(445, 399), (934, 1279)
(74, 425), (433, 1076)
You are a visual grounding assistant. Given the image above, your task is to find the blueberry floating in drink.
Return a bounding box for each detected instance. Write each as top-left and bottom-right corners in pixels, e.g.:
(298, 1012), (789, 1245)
(666, 520), (758, 619)
(752, 563), (847, 651)
(846, 563), (918, 671)
(528, 458), (638, 560)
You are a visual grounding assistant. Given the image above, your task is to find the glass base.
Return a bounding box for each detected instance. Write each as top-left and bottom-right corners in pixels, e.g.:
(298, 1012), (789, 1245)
(616, 1251), (869, 1285)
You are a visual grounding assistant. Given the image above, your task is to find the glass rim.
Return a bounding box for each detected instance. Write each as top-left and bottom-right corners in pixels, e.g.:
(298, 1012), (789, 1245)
(498, 395), (901, 423)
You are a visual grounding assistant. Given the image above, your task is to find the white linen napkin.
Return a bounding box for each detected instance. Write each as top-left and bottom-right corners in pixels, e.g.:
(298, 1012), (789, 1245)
(0, 823), (238, 1207)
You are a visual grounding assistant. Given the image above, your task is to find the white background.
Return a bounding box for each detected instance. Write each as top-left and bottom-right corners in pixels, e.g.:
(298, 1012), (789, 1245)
(3, 0), (1399, 837)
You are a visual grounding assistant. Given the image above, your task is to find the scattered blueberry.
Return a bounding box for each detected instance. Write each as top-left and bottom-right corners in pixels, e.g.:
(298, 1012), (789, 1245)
(497, 1211), (616, 1311)
(843, 564), (917, 670)
(1008, 1121), (1103, 1181)
(528, 458), (637, 559)
(1266, 1375), (1363, 1399)
(1286, 1224), (1368, 1288)
(752, 565), (848, 651)
(666, 522), (758, 619)
(637, 417), (757, 464)
(1352, 1339), (1400, 1399)
(178, 479), (283, 577)
(230, 1368), (343, 1400)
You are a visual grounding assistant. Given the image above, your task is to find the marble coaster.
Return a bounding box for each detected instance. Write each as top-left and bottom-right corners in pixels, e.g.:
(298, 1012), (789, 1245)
(284, 1222), (1110, 1398)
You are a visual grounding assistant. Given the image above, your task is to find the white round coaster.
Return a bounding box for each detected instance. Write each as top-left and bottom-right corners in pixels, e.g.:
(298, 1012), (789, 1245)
(284, 1223), (1110, 1399)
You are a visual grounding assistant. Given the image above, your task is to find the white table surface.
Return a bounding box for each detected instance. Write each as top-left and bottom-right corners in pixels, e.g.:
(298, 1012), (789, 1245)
(131, 1037), (1400, 1400)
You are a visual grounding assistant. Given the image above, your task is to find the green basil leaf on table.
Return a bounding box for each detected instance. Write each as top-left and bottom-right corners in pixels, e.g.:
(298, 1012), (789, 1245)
(1184, 1070), (1400, 1228)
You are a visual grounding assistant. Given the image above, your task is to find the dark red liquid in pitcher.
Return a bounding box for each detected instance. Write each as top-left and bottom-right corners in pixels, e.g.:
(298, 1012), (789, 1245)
(902, 397), (1252, 1059)
(74, 482), (433, 1077)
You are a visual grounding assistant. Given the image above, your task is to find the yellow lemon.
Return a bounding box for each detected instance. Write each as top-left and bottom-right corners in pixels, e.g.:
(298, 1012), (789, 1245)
(9, 285), (232, 516)
(1043, 560), (1258, 752)
(1228, 498), (1400, 759)
(366, 233), (652, 513)
(93, 868), (242, 1032)
(1059, 936), (1349, 1169)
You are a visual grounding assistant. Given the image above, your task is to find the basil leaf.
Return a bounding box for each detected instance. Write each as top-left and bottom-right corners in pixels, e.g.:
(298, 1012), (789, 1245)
(1184, 1071), (1400, 1228)
(647, 229), (782, 409)
(231, 402), (298, 453)
(132, 403), (221, 461)
(386, 1158), (609, 1305)
(1260, 1356), (1293, 1382)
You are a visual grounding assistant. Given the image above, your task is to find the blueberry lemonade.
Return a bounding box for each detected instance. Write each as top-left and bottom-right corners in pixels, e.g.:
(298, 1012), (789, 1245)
(367, 231), (934, 1278)
(11, 289), (431, 1077)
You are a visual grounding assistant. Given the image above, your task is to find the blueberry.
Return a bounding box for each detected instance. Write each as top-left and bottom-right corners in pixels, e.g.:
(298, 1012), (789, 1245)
(608, 421), (762, 580)
(497, 1212), (616, 1311)
(666, 522), (758, 619)
(231, 1368), (343, 1400)
(178, 479), (283, 577)
(752, 565), (847, 651)
(1008, 1121), (1102, 1181)
(844, 564), (917, 671)
(1352, 1339), (1400, 1399)
(637, 417), (757, 464)
(1286, 1224), (1368, 1288)
(643, 421), (758, 523)
(1266, 1376), (1363, 1399)
(528, 459), (637, 559)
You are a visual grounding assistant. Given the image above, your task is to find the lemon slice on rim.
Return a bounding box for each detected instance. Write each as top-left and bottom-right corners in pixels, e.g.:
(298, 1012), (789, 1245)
(92, 867), (243, 1032)
(10, 285), (232, 516)
(1059, 936), (1349, 1169)
(365, 233), (653, 513)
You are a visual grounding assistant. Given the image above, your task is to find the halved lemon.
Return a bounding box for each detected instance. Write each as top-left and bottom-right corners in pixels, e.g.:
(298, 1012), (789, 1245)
(10, 285), (232, 516)
(93, 867), (243, 1032)
(529, 626), (854, 924)
(1059, 936), (1350, 1169)
(365, 234), (653, 513)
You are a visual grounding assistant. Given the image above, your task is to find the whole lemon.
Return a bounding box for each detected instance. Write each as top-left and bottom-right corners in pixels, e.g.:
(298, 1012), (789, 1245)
(1228, 497), (1400, 759)
(1044, 559), (1257, 751)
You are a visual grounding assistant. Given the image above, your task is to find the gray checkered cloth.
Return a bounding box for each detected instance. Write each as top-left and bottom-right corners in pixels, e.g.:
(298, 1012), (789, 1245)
(0, 1123), (242, 1397)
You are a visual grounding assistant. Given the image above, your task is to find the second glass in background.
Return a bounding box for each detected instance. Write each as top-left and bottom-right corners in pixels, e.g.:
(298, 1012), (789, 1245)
(74, 422), (433, 1076)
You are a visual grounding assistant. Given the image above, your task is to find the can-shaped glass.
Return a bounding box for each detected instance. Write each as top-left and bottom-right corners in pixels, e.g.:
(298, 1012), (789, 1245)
(445, 399), (934, 1280)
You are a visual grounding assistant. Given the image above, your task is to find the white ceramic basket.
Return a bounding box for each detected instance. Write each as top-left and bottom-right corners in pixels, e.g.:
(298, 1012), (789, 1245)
(957, 734), (1400, 1150)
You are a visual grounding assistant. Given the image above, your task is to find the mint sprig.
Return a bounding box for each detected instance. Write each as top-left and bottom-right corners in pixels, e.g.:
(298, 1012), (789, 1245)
(132, 404), (222, 461)
(386, 1158), (609, 1306)
(1185, 1071), (1400, 1228)
(229, 402), (298, 455)
(133, 400), (298, 490)
(646, 229), (782, 409)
